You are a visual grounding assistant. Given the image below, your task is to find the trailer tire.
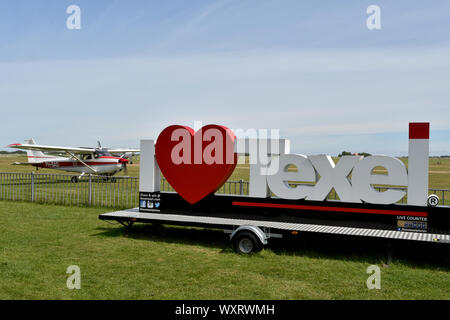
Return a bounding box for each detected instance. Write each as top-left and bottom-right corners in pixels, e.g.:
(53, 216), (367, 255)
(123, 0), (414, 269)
(232, 231), (263, 254)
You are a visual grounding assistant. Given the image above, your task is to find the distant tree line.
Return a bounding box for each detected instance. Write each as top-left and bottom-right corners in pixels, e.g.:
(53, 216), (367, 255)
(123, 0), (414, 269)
(338, 151), (372, 157)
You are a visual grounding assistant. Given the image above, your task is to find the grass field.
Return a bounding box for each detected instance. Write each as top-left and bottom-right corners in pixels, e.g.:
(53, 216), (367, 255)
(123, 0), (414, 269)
(1, 200), (449, 300)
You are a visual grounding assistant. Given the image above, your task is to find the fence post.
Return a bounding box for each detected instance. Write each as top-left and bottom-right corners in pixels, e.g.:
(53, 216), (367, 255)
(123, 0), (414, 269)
(88, 174), (92, 206)
(31, 172), (34, 202)
(239, 179), (244, 195)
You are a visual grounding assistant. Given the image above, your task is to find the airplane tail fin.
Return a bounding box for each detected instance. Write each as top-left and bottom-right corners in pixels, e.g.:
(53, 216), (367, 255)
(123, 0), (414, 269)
(24, 138), (46, 163)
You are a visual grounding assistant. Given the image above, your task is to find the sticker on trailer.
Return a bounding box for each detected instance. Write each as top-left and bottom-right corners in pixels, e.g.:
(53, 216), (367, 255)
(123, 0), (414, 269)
(139, 192), (161, 213)
(396, 215), (428, 233)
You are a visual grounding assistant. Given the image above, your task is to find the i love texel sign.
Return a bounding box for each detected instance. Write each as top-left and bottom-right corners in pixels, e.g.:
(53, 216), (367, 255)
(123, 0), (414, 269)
(140, 122), (430, 207)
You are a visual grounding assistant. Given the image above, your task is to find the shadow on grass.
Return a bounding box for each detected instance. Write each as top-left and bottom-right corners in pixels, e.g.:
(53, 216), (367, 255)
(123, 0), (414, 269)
(94, 223), (231, 251)
(269, 232), (450, 270)
(94, 222), (450, 269)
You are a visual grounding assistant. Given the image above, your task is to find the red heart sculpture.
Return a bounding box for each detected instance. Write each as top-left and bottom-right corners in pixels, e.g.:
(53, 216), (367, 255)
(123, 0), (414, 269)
(155, 124), (237, 204)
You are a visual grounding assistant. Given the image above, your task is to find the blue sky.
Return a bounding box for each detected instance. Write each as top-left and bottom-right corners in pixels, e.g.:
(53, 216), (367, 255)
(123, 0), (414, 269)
(1, 0), (450, 155)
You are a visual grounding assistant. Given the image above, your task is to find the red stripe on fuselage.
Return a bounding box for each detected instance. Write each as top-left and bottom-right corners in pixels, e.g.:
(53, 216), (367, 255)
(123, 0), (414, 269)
(39, 161), (120, 168)
(57, 162), (119, 167)
(27, 156), (57, 158)
(232, 201), (427, 217)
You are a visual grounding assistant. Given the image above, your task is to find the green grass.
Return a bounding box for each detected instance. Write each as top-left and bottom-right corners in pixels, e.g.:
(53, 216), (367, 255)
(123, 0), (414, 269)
(1, 200), (449, 299)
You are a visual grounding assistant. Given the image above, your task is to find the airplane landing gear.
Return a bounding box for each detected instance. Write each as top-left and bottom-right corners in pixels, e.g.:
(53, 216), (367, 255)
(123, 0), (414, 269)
(101, 176), (117, 183)
(71, 173), (85, 183)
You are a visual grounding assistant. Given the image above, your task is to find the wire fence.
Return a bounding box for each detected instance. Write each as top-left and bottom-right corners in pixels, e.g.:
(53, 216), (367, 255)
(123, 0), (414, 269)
(160, 177), (249, 196)
(0, 172), (249, 209)
(0, 172), (448, 209)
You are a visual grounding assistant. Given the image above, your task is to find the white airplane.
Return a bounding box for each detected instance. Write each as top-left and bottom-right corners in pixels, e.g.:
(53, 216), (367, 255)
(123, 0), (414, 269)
(89, 141), (137, 164)
(7, 139), (139, 182)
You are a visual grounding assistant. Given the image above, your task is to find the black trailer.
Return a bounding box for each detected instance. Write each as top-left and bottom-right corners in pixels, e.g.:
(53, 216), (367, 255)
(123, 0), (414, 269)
(99, 191), (450, 254)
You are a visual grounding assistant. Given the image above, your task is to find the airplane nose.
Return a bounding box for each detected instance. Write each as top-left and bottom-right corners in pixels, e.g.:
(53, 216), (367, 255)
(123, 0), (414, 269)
(119, 158), (128, 164)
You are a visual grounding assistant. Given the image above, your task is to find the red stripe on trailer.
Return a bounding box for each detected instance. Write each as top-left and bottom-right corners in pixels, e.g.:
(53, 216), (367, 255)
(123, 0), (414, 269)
(232, 201), (428, 217)
(409, 122), (429, 139)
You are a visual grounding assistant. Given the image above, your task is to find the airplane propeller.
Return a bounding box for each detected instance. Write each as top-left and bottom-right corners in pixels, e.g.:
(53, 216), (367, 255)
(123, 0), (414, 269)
(119, 157), (128, 175)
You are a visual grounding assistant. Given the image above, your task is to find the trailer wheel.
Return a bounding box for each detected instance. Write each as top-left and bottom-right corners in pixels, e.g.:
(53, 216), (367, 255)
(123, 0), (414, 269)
(71, 176), (79, 183)
(232, 231), (263, 254)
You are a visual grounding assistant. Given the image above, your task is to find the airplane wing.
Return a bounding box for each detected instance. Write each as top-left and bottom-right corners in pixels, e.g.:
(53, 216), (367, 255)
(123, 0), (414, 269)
(107, 148), (140, 154)
(7, 143), (95, 154)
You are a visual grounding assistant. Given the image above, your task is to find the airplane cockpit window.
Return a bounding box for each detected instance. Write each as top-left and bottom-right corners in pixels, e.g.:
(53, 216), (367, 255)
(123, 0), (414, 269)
(95, 150), (112, 157)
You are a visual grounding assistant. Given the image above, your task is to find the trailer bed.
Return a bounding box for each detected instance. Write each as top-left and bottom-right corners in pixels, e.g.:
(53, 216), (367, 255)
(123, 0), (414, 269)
(99, 207), (450, 243)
